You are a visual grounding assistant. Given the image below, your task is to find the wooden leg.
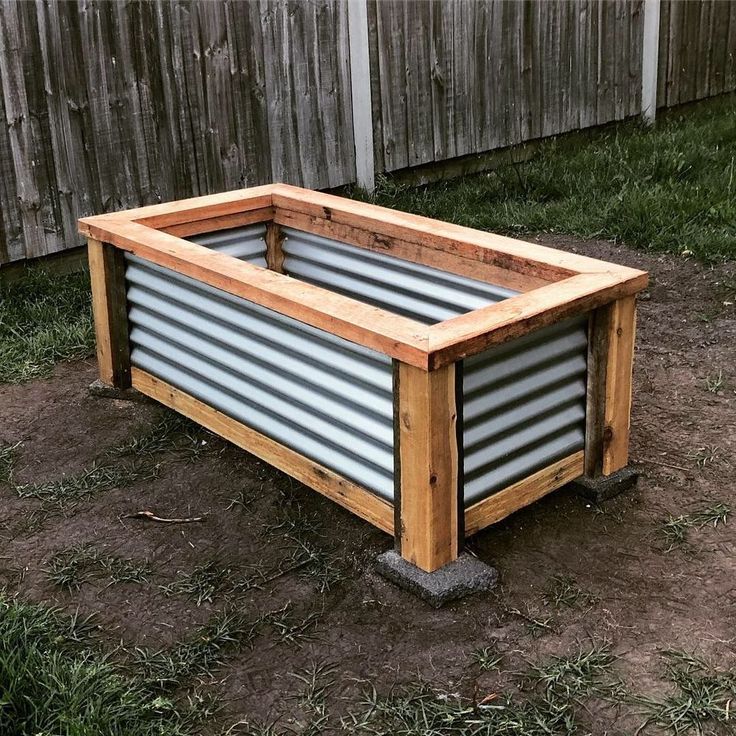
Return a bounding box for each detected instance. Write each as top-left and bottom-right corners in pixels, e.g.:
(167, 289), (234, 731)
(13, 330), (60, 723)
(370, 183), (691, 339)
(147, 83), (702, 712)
(394, 361), (460, 573)
(585, 296), (637, 478)
(265, 221), (285, 273)
(88, 238), (131, 389)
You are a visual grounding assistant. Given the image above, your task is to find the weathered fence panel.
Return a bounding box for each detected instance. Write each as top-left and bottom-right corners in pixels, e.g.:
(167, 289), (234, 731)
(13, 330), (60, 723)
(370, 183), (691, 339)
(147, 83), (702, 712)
(368, 0), (644, 173)
(0, 0), (355, 264)
(0, 0), (735, 266)
(657, 0), (736, 107)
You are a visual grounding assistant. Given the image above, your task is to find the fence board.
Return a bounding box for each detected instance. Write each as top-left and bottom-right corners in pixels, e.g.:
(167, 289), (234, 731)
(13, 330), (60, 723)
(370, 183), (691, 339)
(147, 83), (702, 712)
(1, 0), (734, 265)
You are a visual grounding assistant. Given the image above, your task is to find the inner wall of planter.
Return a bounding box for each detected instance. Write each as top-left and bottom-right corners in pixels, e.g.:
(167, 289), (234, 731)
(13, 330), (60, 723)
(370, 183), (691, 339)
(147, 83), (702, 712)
(126, 223), (585, 509)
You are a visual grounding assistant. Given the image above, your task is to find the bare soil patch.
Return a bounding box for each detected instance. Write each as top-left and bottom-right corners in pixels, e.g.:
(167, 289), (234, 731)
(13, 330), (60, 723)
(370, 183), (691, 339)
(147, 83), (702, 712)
(1, 236), (734, 734)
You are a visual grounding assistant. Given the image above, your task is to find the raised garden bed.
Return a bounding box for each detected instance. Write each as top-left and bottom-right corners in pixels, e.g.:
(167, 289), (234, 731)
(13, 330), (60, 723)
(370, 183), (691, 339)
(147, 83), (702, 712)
(79, 184), (648, 574)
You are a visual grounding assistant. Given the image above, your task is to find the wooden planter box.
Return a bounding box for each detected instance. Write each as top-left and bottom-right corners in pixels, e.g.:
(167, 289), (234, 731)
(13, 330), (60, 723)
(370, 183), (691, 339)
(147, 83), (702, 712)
(79, 185), (647, 573)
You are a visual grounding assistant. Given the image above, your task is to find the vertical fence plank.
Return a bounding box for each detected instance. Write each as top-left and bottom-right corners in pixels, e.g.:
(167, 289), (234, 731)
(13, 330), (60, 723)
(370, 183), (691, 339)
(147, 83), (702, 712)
(641, 0), (660, 123)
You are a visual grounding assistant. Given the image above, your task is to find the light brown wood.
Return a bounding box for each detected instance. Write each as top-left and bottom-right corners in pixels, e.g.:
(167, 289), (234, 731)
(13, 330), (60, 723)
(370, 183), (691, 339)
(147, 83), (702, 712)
(273, 208), (550, 292)
(583, 306), (610, 477)
(271, 184), (648, 284)
(426, 271), (648, 368)
(396, 362), (459, 572)
(131, 367), (394, 534)
(464, 451), (585, 536)
(602, 296), (637, 475)
(78, 185), (275, 233)
(265, 221), (285, 273)
(87, 238), (130, 388)
(160, 208), (273, 237)
(81, 218), (431, 369)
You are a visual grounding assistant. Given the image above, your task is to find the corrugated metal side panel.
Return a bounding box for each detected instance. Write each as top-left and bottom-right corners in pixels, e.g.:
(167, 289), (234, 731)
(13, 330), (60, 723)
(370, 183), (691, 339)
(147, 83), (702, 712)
(281, 227), (518, 324)
(124, 253), (395, 501)
(187, 224), (268, 265)
(463, 317), (588, 506)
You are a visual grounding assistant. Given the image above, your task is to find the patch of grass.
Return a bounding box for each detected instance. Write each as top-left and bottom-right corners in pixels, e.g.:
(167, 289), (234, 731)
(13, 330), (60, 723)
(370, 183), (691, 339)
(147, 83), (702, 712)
(660, 503), (731, 551)
(544, 575), (598, 609)
(0, 441), (19, 485)
(703, 370), (725, 394)
(47, 544), (151, 591)
(363, 97), (736, 261)
(471, 645), (503, 671)
(688, 445), (722, 468)
(634, 650), (736, 735)
(0, 592), (214, 735)
(113, 410), (218, 460)
(346, 643), (623, 735)
(14, 461), (158, 507)
(506, 605), (555, 637)
(161, 561), (260, 606)
(0, 268), (94, 383)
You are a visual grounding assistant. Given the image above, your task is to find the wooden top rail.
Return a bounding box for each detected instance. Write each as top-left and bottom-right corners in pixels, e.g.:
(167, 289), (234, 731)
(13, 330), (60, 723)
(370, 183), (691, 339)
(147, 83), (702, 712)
(79, 184), (648, 371)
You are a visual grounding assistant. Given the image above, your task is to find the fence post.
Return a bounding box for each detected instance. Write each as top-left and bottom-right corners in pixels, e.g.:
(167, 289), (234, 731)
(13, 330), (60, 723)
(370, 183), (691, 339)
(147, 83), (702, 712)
(641, 0), (661, 125)
(346, 0), (375, 192)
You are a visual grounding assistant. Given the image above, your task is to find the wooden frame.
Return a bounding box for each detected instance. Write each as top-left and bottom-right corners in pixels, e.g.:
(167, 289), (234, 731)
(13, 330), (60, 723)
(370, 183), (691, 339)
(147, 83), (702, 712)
(80, 184), (647, 574)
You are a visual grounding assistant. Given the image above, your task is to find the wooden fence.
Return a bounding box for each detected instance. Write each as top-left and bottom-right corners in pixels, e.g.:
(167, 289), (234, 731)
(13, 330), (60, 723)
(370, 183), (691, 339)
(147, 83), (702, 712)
(0, 0), (734, 265)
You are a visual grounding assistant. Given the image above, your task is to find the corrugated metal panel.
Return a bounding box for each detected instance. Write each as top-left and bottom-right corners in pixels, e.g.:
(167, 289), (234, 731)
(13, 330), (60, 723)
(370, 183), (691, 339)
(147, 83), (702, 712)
(124, 253), (395, 501)
(187, 223), (268, 265)
(281, 227), (518, 324)
(463, 317), (588, 506)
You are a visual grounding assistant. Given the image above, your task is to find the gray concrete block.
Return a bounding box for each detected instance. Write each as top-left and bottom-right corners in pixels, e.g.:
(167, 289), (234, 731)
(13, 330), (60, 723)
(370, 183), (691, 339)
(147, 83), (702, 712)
(375, 550), (498, 608)
(569, 466), (639, 503)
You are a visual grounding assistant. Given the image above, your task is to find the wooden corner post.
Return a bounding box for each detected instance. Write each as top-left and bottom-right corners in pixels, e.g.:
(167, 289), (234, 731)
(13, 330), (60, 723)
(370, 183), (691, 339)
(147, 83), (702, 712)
(394, 361), (461, 572)
(87, 238), (131, 389)
(585, 296), (637, 477)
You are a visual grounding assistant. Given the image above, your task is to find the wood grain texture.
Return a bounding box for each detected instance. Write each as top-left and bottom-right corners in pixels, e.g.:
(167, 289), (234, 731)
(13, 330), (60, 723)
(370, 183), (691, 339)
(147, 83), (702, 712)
(132, 367), (394, 534)
(464, 451), (584, 536)
(88, 238), (131, 388)
(602, 296), (637, 474)
(427, 271), (648, 368)
(0, 0), (355, 265)
(584, 297), (638, 477)
(83, 218), (431, 368)
(265, 221), (285, 273)
(396, 362), (459, 572)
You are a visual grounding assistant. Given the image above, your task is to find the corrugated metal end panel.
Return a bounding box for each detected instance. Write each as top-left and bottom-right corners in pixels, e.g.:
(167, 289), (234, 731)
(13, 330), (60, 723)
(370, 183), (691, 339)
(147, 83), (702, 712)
(463, 317), (588, 507)
(187, 223), (269, 265)
(124, 225), (395, 501)
(280, 227), (519, 324)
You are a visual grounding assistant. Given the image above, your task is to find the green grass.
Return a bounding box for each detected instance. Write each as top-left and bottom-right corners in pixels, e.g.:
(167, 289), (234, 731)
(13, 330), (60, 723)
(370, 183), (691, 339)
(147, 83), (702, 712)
(47, 544), (151, 591)
(0, 268), (94, 383)
(0, 592), (213, 735)
(659, 503), (731, 551)
(364, 96), (736, 262)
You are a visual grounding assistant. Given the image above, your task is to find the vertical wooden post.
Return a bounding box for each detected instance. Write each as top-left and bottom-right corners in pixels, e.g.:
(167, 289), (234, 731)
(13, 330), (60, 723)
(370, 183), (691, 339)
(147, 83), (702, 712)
(585, 297), (637, 478)
(641, 0), (660, 125)
(265, 222), (285, 273)
(87, 238), (131, 389)
(395, 361), (460, 573)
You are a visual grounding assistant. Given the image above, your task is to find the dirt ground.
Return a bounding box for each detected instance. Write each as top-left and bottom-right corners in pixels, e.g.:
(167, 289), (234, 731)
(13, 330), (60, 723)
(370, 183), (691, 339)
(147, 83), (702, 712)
(1, 236), (734, 734)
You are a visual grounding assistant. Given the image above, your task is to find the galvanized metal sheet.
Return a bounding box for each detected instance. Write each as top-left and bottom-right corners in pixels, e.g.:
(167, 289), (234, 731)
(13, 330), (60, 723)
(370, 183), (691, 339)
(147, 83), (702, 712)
(188, 223), (268, 265)
(463, 317), (588, 506)
(281, 227), (518, 324)
(125, 252), (395, 501)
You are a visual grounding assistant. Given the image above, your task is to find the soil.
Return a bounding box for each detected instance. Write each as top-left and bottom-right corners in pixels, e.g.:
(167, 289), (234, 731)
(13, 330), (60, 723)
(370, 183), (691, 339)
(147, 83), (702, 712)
(0, 236), (734, 734)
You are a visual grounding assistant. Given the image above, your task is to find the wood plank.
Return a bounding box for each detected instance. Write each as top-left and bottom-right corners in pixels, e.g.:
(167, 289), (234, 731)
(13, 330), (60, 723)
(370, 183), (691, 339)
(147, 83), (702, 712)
(78, 185), (275, 233)
(583, 305), (610, 477)
(81, 219), (431, 368)
(464, 451), (584, 536)
(270, 183), (647, 282)
(396, 361), (459, 572)
(161, 208), (273, 237)
(273, 208), (550, 292)
(132, 367), (393, 534)
(602, 296), (637, 475)
(88, 237), (131, 388)
(427, 271), (648, 368)
(265, 221), (285, 273)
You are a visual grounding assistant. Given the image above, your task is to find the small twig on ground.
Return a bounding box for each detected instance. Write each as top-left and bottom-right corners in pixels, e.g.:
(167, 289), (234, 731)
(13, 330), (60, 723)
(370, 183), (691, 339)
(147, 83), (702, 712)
(639, 458), (691, 472)
(121, 510), (206, 524)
